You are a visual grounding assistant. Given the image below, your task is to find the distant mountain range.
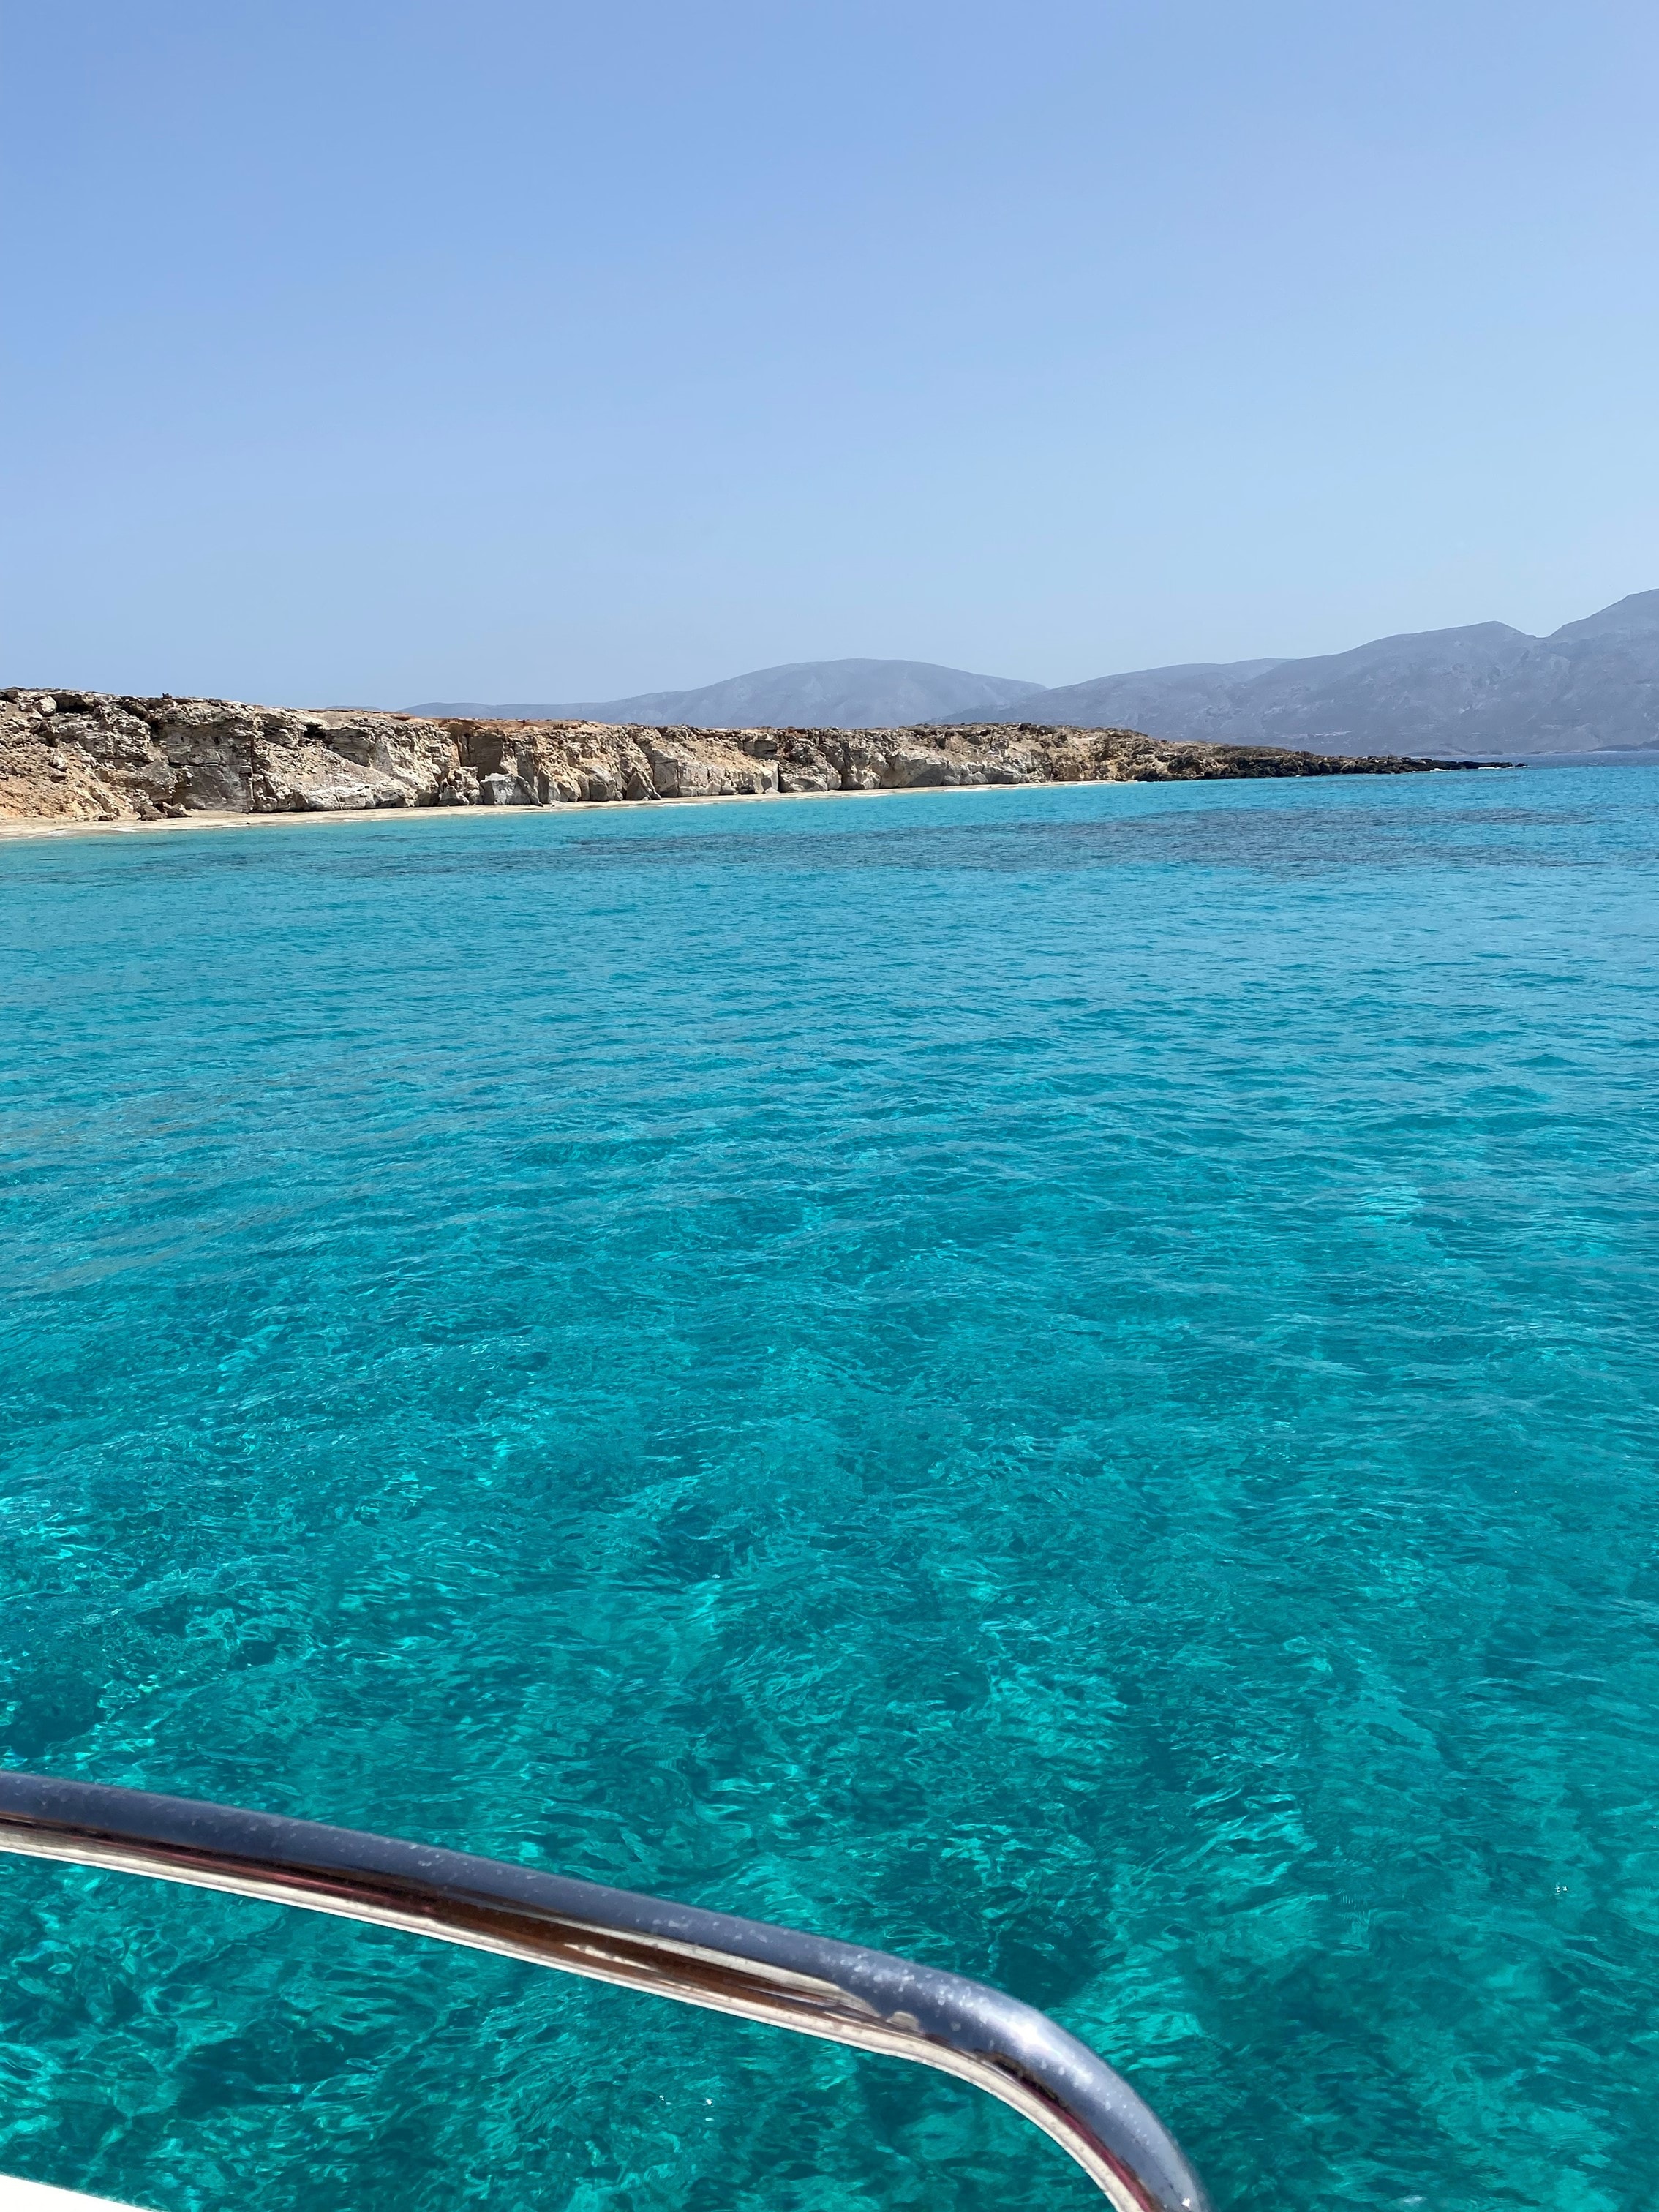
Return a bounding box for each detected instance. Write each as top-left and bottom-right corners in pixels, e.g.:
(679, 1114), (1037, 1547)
(415, 589), (1659, 756)
(417, 658), (1046, 731)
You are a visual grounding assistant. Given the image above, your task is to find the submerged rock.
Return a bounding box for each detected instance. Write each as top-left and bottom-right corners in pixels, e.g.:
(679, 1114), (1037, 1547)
(0, 688), (1513, 826)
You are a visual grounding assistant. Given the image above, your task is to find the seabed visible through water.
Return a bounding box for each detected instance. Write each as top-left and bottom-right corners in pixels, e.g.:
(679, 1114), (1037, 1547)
(1, 765), (1656, 2212)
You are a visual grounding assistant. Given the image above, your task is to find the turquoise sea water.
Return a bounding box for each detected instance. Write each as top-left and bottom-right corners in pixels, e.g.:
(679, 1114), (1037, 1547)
(1, 768), (1657, 2212)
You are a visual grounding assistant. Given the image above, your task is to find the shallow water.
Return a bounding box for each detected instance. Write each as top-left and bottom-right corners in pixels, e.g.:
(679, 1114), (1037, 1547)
(1, 767), (1657, 2212)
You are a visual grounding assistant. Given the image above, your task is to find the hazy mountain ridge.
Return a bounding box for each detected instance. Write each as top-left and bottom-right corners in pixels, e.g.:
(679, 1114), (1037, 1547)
(1026, 595), (1659, 755)
(419, 658), (1047, 731)
(416, 592), (1659, 753)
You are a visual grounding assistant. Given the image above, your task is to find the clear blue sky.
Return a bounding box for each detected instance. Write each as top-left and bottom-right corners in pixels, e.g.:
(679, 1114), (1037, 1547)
(4, 0), (1655, 704)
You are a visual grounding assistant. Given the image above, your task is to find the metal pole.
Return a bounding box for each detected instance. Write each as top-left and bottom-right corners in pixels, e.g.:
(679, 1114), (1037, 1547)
(0, 1772), (1211, 2212)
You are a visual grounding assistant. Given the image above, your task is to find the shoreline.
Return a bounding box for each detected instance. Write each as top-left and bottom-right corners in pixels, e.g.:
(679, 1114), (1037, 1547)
(0, 689), (1523, 835)
(0, 780), (1046, 844)
(0, 761), (1532, 848)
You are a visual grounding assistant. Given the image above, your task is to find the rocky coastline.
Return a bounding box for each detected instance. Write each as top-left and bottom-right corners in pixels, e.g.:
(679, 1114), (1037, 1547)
(0, 688), (1512, 827)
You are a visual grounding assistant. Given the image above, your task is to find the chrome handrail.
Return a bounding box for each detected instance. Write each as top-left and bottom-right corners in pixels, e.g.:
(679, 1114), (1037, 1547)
(0, 1773), (1211, 2212)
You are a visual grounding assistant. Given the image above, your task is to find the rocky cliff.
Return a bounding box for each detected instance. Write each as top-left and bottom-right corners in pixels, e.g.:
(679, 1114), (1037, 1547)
(0, 688), (1505, 827)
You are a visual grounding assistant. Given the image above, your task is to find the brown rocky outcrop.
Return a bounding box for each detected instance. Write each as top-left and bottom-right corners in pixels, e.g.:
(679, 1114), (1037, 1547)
(0, 688), (1509, 827)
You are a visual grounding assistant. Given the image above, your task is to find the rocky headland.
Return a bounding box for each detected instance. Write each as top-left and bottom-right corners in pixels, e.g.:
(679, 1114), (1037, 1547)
(0, 688), (1510, 827)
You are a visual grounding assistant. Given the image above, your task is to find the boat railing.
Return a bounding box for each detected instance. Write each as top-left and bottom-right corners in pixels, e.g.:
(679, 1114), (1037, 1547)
(0, 1772), (1211, 2212)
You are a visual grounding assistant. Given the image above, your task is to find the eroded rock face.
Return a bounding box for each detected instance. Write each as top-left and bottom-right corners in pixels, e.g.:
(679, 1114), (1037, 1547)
(0, 692), (464, 823)
(0, 688), (1506, 826)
